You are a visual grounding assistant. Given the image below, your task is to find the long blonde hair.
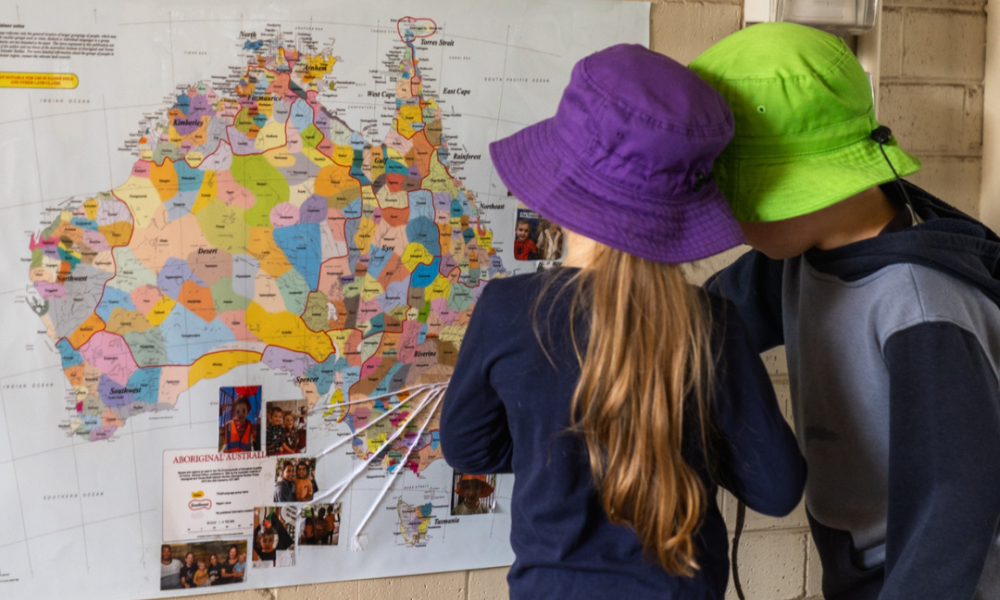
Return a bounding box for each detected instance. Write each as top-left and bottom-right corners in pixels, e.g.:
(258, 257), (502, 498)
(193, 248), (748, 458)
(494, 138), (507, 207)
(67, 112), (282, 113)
(548, 245), (715, 576)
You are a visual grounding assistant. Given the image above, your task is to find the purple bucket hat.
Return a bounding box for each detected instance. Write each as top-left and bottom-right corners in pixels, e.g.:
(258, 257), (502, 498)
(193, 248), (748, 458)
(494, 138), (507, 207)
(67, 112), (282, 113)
(489, 44), (744, 264)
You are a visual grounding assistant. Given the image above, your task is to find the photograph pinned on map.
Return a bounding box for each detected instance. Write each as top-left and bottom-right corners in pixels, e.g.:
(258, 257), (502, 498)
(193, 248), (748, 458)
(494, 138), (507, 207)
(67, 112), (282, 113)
(299, 502), (342, 546)
(252, 506), (297, 568)
(218, 386), (261, 453)
(274, 457), (318, 503)
(265, 399), (307, 456)
(160, 539), (247, 590)
(450, 472), (498, 516)
(512, 201), (564, 262)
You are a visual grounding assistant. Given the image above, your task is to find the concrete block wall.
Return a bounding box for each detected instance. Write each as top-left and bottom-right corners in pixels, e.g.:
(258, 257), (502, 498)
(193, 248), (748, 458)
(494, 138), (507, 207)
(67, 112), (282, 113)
(170, 2), (993, 600)
(879, 0), (989, 217)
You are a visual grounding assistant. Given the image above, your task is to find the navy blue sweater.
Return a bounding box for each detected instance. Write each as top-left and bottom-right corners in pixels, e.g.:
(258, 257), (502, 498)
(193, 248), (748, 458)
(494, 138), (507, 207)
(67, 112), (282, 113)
(440, 270), (806, 600)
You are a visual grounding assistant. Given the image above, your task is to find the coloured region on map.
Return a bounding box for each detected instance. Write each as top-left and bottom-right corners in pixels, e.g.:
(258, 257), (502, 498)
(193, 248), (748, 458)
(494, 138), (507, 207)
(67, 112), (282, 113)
(397, 497), (435, 546)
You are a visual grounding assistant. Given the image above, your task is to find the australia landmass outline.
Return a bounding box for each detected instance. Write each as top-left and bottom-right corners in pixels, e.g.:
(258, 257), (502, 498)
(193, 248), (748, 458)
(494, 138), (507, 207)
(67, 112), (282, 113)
(27, 16), (504, 476)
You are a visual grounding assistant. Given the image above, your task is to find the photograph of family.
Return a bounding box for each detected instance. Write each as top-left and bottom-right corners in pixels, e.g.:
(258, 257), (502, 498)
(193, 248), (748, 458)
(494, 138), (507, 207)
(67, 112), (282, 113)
(273, 457), (318, 503)
(298, 503), (342, 546)
(265, 399), (308, 456)
(160, 541), (247, 590)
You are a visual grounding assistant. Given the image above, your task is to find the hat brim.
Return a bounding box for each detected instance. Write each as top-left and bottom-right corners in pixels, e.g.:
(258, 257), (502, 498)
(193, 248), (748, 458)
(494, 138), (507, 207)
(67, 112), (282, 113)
(456, 480), (495, 498)
(488, 119), (746, 264)
(719, 137), (922, 223)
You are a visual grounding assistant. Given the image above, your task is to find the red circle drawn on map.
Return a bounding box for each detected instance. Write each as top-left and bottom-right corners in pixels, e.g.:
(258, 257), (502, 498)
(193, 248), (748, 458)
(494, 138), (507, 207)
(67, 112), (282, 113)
(397, 17), (438, 43)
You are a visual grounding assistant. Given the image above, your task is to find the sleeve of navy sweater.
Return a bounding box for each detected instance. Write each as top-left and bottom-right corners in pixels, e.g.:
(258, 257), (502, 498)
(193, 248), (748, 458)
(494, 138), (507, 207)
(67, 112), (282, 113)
(882, 322), (1000, 600)
(710, 297), (807, 517)
(706, 250), (785, 353)
(439, 287), (514, 475)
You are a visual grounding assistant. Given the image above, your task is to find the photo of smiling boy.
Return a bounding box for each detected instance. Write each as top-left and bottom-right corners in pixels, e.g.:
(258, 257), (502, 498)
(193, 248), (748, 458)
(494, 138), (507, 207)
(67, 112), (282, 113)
(265, 404), (284, 456)
(513, 218), (538, 261)
(274, 459), (296, 503)
(218, 386), (261, 453)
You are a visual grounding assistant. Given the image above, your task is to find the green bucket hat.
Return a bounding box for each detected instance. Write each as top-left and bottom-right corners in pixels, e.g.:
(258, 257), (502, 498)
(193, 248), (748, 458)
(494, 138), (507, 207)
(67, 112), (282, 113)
(689, 22), (921, 223)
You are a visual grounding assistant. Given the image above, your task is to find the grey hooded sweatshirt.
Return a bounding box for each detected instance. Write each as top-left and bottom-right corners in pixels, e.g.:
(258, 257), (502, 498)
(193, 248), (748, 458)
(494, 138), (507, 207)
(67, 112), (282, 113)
(709, 181), (1000, 600)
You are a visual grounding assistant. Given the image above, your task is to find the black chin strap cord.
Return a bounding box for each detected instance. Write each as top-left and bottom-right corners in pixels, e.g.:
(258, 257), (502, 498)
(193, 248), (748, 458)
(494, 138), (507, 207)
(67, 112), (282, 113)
(871, 125), (915, 212)
(732, 500), (747, 600)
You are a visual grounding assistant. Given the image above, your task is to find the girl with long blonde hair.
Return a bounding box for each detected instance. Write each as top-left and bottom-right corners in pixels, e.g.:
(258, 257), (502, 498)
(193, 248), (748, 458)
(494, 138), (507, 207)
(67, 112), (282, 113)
(440, 45), (805, 599)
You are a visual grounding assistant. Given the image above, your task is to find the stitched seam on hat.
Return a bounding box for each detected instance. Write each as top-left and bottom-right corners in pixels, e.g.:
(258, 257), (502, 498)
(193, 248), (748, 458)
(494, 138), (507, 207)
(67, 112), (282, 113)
(577, 66), (731, 175)
(730, 113), (874, 149)
(769, 135), (871, 158)
(577, 140), (710, 190)
(544, 129), (719, 204)
(732, 132), (872, 158)
(579, 55), (734, 138)
(825, 45), (856, 77)
(549, 101), (715, 188)
(716, 44), (855, 85)
(581, 94), (611, 166)
(740, 167), (903, 222)
(607, 96), (734, 138)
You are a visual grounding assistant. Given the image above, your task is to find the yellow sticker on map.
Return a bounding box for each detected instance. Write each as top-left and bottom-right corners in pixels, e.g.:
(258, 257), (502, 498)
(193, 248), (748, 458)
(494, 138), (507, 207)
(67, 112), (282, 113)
(0, 72), (79, 89)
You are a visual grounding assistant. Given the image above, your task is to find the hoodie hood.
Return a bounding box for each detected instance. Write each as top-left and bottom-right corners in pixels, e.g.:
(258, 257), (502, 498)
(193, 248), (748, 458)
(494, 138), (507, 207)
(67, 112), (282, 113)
(805, 181), (1000, 305)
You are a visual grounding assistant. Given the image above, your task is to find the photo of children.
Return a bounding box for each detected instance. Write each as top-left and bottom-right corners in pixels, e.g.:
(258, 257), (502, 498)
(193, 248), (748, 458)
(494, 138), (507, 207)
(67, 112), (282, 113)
(252, 506), (297, 568)
(160, 540), (247, 590)
(298, 503), (342, 546)
(218, 386), (261, 453)
(512, 203), (565, 262)
(450, 472), (498, 516)
(265, 399), (308, 456)
(273, 458), (318, 503)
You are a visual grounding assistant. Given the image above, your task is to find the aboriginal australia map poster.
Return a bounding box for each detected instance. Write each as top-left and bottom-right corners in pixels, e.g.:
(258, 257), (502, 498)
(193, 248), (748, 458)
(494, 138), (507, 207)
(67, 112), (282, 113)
(0, 0), (648, 598)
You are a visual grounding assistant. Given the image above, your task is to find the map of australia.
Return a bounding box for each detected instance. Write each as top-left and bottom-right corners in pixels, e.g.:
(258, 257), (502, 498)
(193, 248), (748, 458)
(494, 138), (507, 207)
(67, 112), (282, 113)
(27, 16), (503, 455)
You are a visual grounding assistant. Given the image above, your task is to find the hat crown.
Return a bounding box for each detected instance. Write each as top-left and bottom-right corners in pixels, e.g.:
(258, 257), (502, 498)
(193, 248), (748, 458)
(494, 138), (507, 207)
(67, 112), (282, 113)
(690, 23), (875, 150)
(686, 22), (921, 224)
(487, 44), (748, 264)
(553, 44), (734, 197)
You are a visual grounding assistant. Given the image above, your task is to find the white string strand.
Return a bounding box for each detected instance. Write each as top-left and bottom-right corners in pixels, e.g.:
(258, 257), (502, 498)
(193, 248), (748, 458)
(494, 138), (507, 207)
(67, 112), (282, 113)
(289, 381), (450, 548)
(350, 392), (444, 552)
(311, 384), (444, 460)
(292, 387), (444, 543)
(310, 386), (446, 507)
(307, 382), (443, 415)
